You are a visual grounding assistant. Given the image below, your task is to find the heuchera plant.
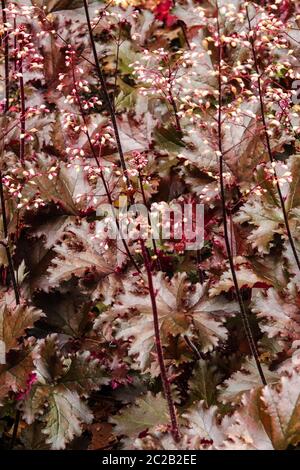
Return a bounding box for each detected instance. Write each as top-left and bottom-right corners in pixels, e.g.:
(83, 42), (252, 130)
(0, 0), (300, 450)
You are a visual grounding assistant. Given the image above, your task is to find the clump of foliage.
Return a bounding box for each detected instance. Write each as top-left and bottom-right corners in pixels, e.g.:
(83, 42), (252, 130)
(1, 0), (300, 450)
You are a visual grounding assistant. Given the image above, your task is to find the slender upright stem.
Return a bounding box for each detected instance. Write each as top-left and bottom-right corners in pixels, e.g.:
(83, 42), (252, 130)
(216, 6), (266, 385)
(246, 6), (300, 272)
(0, 173), (20, 305)
(18, 55), (26, 163)
(112, 23), (121, 112)
(140, 240), (180, 441)
(1, 2), (21, 446)
(0, 2), (20, 306)
(169, 89), (182, 133)
(196, 250), (204, 284)
(1, 0), (9, 111)
(138, 171), (161, 270)
(83, 0), (180, 439)
(13, 17), (16, 71)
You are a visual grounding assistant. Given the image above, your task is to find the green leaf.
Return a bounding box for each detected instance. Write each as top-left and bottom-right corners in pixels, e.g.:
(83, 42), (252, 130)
(42, 386), (93, 450)
(111, 392), (169, 438)
(115, 79), (138, 111)
(188, 360), (221, 407)
(117, 41), (138, 75)
(154, 126), (185, 153)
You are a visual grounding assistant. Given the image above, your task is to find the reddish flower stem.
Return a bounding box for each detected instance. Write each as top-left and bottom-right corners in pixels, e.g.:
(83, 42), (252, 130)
(1, 1), (21, 447)
(166, 61), (182, 133)
(13, 17), (16, 71)
(138, 170), (162, 270)
(246, 6), (300, 273)
(0, 173), (20, 305)
(0, 1), (20, 306)
(18, 53), (26, 163)
(196, 249), (204, 284)
(216, 5), (266, 385)
(140, 240), (180, 441)
(169, 88), (182, 133)
(1, 0), (9, 111)
(112, 22), (122, 112)
(83, 0), (180, 440)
